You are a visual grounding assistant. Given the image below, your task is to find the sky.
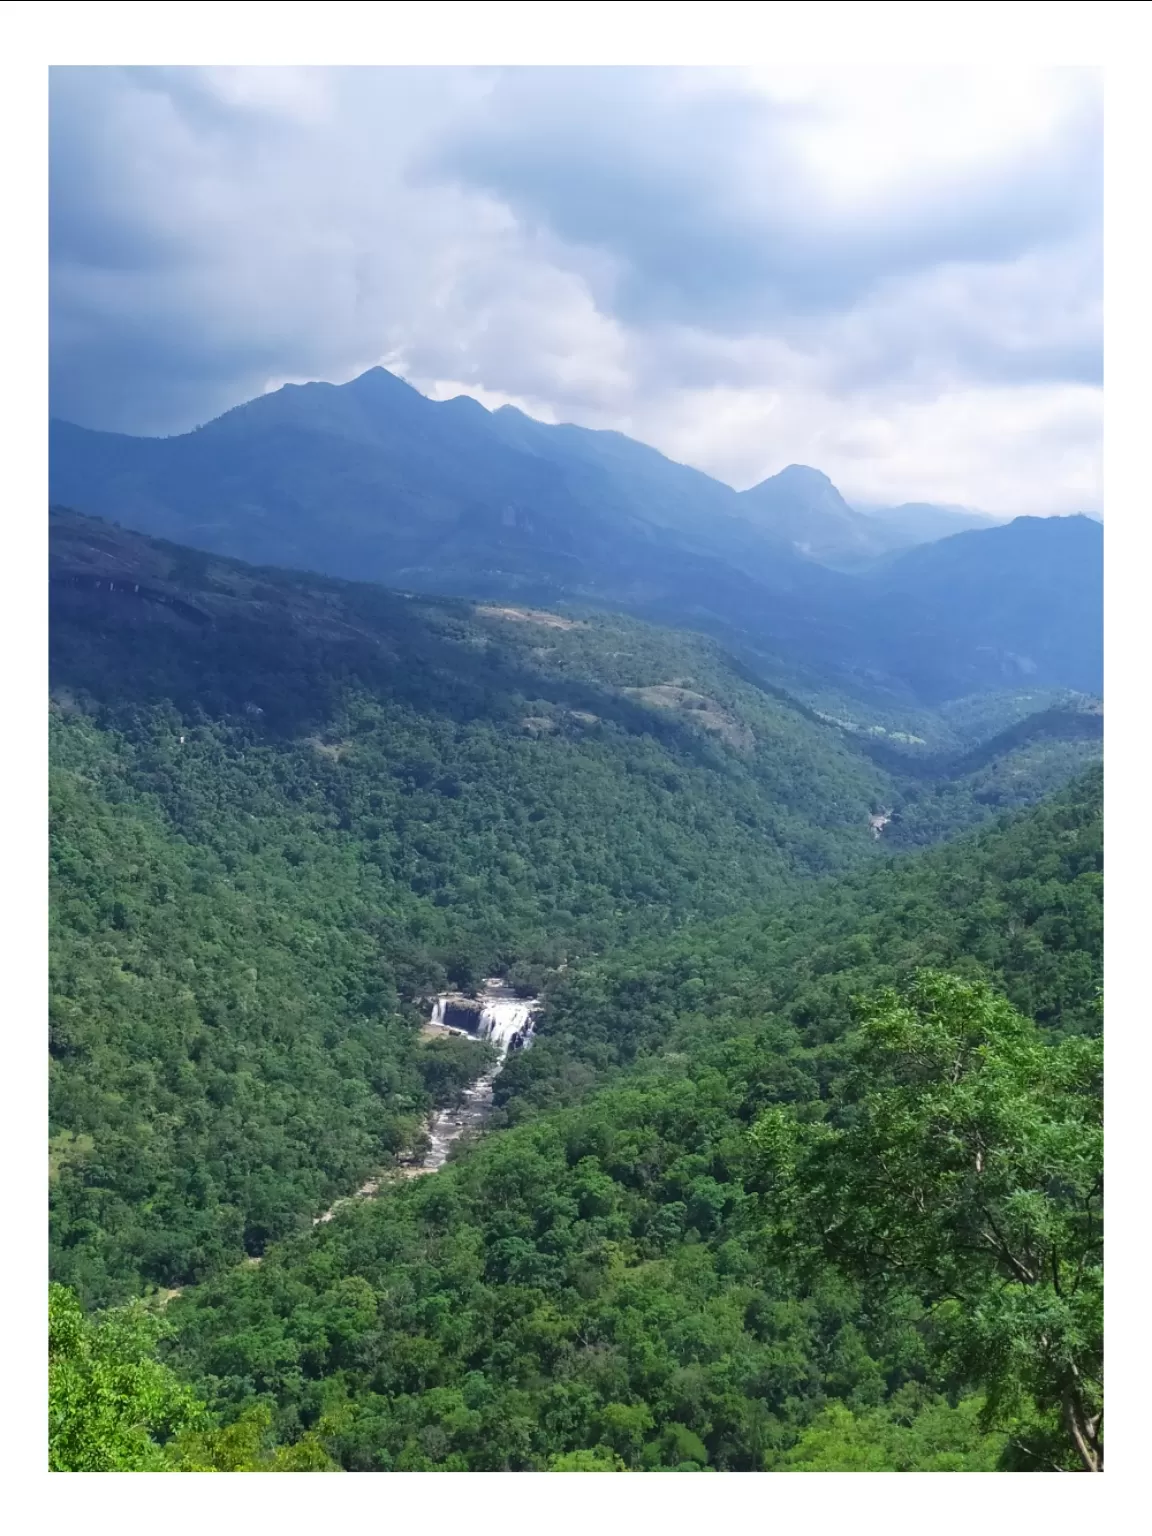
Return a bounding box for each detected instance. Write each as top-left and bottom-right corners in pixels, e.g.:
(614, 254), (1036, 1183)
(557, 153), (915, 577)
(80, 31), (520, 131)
(49, 65), (1102, 514)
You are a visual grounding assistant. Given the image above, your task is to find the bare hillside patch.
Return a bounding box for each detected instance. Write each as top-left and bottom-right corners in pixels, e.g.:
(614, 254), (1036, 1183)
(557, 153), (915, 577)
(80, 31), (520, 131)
(623, 685), (755, 752)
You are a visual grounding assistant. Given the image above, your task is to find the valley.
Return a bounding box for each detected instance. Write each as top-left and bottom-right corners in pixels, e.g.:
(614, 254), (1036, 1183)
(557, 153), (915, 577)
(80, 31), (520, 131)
(313, 980), (539, 1221)
(418, 981), (540, 1172)
(47, 506), (1102, 1474)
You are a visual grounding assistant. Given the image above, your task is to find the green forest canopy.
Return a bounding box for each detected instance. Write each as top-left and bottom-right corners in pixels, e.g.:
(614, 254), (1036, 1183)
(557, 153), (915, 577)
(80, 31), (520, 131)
(154, 773), (1102, 1473)
(47, 511), (1102, 1471)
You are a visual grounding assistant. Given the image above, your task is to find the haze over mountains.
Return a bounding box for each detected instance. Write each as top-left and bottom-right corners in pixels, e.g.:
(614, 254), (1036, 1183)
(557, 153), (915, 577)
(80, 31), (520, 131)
(737, 465), (1004, 568)
(50, 366), (1102, 704)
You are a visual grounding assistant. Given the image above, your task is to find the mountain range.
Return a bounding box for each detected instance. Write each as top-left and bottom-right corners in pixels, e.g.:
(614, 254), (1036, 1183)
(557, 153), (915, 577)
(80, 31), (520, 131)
(49, 367), (1103, 703)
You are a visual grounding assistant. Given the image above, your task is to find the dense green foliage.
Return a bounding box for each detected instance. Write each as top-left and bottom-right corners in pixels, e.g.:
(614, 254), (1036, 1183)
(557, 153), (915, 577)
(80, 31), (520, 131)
(500, 767), (1102, 1118)
(50, 718), (499, 1302)
(50, 513), (1099, 1308)
(881, 702), (1103, 848)
(160, 774), (1100, 1472)
(766, 1396), (1003, 1471)
(50, 1281), (205, 1470)
(750, 974), (1102, 1470)
(47, 510), (1102, 1471)
(52, 512), (907, 1305)
(165, 1051), (1002, 1472)
(49, 1283), (334, 1471)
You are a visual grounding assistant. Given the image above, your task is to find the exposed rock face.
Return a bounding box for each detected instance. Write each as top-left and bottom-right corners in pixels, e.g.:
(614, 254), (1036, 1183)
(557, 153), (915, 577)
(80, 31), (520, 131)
(622, 684), (755, 753)
(431, 995), (484, 1031)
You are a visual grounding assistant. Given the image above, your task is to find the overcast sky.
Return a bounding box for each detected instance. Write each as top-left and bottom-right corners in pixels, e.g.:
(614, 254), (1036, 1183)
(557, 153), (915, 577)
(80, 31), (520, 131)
(49, 65), (1101, 513)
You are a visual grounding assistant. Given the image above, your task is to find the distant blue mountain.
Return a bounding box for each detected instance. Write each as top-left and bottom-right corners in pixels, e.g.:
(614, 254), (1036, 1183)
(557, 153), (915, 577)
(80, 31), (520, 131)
(738, 465), (897, 567)
(854, 500), (1009, 546)
(858, 514), (1103, 698)
(50, 368), (816, 592)
(49, 368), (1102, 702)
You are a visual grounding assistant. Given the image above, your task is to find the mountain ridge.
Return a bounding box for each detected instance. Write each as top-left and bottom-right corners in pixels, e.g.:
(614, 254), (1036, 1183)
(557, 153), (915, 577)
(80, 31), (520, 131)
(50, 368), (1103, 703)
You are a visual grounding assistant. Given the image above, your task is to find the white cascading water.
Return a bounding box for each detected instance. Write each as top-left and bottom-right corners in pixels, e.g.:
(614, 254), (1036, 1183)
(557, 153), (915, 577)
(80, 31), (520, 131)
(476, 981), (537, 1049)
(420, 979), (538, 1171)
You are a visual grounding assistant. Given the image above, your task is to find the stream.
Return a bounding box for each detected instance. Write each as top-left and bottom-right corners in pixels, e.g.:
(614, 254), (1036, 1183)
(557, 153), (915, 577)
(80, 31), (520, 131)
(314, 979), (538, 1224)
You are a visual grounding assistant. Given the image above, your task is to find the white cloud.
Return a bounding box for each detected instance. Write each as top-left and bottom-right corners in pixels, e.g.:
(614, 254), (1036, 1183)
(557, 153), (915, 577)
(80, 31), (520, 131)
(50, 64), (1102, 512)
(738, 66), (1095, 202)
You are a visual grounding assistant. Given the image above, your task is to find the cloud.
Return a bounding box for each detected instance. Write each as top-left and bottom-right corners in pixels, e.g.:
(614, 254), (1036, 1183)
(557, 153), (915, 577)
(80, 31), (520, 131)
(422, 67), (1101, 330)
(49, 65), (1101, 511)
(637, 379), (1102, 514)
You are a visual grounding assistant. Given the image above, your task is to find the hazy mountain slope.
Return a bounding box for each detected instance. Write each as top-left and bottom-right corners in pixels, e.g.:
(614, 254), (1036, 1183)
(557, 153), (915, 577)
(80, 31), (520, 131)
(736, 474), (1015, 569)
(483, 405), (813, 575)
(51, 373), (877, 697)
(738, 464), (896, 566)
(855, 501), (1008, 546)
(50, 372), (1102, 704)
(50, 369), (823, 597)
(860, 515), (1103, 697)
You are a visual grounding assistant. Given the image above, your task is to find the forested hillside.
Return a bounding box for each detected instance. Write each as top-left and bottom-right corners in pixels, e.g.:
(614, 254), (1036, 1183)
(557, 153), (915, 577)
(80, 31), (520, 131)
(498, 767), (1102, 1117)
(52, 509), (900, 1304)
(47, 509), (1103, 1472)
(152, 772), (1101, 1473)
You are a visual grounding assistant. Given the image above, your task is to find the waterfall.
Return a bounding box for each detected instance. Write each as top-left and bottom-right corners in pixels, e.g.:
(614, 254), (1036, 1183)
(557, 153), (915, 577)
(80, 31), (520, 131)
(314, 977), (541, 1219)
(475, 980), (537, 1055)
(416, 979), (538, 1171)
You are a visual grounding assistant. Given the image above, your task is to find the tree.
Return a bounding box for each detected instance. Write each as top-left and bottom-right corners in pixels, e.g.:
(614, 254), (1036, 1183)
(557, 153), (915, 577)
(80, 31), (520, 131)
(49, 1284), (337, 1472)
(750, 973), (1102, 1470)
(49, 1284), (205, 1471)
(767, 1393), (1005, 1472)
(167, 1406), (336, 1471)
(548, 1447), (627, 1471)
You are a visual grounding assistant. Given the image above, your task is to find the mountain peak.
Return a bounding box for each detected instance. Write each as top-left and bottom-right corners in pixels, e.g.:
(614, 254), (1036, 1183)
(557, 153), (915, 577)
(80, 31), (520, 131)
(735, 463), (884, 565)
(743, 464), (852, 511)
(343, 366), (424, 397)
(770, 464), (839, 489)
(439, 393), (490, 415)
